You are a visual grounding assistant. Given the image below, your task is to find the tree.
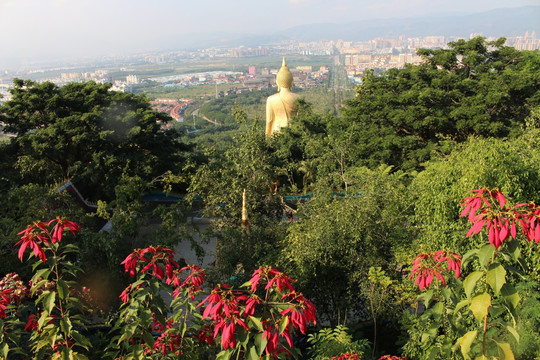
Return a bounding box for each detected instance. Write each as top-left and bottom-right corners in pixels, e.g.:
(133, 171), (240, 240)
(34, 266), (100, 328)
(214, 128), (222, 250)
(280, 165), (411, 325)
(342, 37), (540, 171)
(188, 109), (285, 278)
(0, 79), (187, 201)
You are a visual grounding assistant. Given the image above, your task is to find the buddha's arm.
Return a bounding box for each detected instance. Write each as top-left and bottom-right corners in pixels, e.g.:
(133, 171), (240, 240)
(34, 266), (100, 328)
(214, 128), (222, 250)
(265, 99), (274, 136)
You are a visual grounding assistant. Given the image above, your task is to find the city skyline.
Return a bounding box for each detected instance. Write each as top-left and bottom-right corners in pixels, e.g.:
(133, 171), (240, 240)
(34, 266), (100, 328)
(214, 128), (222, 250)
(0, 0), (538, 69)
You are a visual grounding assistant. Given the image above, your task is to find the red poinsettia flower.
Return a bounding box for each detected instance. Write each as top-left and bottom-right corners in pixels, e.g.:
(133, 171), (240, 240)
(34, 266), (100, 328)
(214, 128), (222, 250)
(24, 313), (39, 331)
(410, 251), (461, 290)
(0, 288), (13, 318)
(15, 224), (48, 262)
(48, 217), (81, 243)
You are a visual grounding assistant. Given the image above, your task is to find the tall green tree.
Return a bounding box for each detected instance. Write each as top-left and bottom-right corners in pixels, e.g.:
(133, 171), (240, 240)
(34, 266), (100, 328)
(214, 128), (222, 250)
(280, 165), (411, 325)
(342, 37), (540, 171)
(0, 79), (187, 200)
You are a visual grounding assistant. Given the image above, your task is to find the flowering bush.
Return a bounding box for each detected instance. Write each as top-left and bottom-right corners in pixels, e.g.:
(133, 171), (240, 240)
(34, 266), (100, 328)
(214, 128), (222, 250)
(3, 218), (319, 359)
(406, 188), (540, 359)
(1, 218), (91, 360)
(199, 265), (317, 359)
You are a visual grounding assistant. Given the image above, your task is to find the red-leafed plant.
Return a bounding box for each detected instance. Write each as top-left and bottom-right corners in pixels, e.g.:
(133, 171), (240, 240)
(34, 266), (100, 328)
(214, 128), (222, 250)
(4, 218), (91, 360)
(406, 188), (540, 359)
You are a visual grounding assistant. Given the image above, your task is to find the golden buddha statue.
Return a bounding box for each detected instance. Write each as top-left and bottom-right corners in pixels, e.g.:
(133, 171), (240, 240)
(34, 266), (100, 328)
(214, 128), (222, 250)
(265, 57), (299, 137)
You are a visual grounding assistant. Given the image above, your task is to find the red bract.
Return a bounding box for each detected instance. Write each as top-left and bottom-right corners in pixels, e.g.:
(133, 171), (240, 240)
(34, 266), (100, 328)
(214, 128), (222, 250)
(460, 189), (540, 249)
(120, 250), (143, 277)
(15, 223), (49, 262)
(120, 246), (179, 280)
(263, 322), (280, 355)
(153, 332), (181, 355)
(433, 250), (462, 279)
(48, 217), (81, 243)
(118, 283), (144, 303)
(249, 266), (296, 293)
(195, 324), (215, 346)
(0, 288), (12, 318)
(378, 356), (407, 360)
(200, 285), (242, 321)
(171, 265), (206, 300)
(460, 189), (492, 222)
(243, 295), (261, 317)
(119, 285), (132, 304)
(24, 313), (39, 331)
(521, 204), (540, 243)
(280, 292), (317, 334)
(410, 251), (461, 290)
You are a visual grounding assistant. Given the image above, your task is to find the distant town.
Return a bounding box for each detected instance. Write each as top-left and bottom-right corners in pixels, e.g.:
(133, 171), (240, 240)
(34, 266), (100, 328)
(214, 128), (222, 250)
(1, 32), (538, 108)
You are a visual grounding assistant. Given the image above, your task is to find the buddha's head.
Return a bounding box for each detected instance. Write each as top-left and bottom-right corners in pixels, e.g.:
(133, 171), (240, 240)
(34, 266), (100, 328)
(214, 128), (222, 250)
(276, 57), (293, 91)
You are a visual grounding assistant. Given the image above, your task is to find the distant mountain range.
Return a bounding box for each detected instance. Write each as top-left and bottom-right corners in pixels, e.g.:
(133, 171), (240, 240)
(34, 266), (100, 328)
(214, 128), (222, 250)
(209, 6), (540, 48)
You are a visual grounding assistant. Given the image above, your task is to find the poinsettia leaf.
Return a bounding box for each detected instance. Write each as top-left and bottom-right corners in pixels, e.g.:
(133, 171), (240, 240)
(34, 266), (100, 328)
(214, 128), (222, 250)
(458, 330), (477, 360)
(463, 271), (483, 298)
(486, 263), (506, 296)
(470, 292), (491, 322)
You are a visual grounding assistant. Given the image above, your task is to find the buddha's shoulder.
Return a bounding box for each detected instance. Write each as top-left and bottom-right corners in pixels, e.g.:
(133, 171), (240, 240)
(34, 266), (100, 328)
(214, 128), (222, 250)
(267, 93), (281, 103)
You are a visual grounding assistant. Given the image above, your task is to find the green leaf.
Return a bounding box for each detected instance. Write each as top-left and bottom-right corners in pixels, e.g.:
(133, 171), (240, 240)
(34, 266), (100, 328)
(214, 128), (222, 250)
(1, 343), (8, 359)
(43, 291), (56, 314)
(470, 292), (491, 322)
(216, 350), (232, 360)
(249, 315), (264, 331)
(37, 311), (51, 330)
(463, 271), (484, 298)
(72, 353), (88, 360)
(506, 240), (521, 262)
(32, 268), (51, 284)
(507, 326), (519, 344)
(501, 283), (521, 309)
(60, 317), (72, 335)
(462, 248), (478, 268)
(431, 302), (443, 319)
(248, 346), (259, 360)
(61, 347), (73, 360)
(240, 281), (252, 288)
(57, 279), (69, 300)
(254, 332), (267, 356)
(455, 299), (471, 313)
(496, 342), (515, 360)
(71, 331), (91, 349)
(421, 289), (434, 307)
(279, 316), (289, 335)
(477, 244), (495, 267)
(142, 331), (155, 348)
(486, 263), (506, 296)
(237, 327), (248, 347)
(458, 330), (477, 360)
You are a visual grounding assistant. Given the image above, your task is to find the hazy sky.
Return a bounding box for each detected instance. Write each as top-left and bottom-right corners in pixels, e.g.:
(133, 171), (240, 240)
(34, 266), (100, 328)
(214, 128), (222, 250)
(0, 0), (538, 68)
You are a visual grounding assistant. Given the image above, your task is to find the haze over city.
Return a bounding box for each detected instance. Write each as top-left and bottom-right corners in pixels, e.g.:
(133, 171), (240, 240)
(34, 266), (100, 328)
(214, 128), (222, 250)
(1, 0), (539, 68)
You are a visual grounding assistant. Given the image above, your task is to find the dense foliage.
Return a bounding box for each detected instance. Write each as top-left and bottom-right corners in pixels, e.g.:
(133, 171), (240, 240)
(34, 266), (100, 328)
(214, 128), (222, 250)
(0, 37), (539, 359)
(342, 37), (540, 171)
(0, 79), (187, 201)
